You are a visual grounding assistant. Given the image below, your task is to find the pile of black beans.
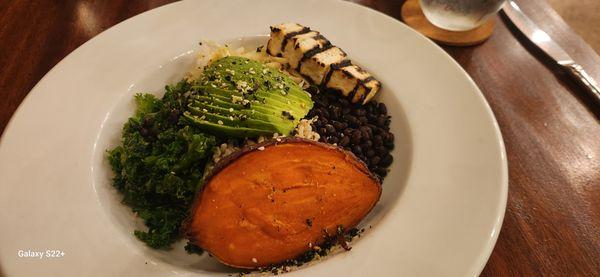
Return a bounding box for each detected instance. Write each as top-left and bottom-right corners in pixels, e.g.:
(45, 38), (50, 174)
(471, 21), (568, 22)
(307, 88), (394, 179)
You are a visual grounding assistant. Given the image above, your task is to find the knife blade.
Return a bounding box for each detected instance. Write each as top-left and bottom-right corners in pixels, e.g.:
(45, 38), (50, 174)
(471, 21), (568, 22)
(502, 0), (600, 107)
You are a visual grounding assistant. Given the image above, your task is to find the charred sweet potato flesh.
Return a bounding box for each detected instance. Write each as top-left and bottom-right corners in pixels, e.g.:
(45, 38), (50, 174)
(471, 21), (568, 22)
(185, 139), (381, 268)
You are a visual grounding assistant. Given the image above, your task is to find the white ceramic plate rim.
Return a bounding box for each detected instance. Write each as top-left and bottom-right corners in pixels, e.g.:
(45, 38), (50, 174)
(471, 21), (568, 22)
(0, 0), (507, 276)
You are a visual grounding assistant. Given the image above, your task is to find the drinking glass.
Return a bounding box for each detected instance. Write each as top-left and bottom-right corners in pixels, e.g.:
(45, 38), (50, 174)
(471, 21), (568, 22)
(420, 0), (505, 31)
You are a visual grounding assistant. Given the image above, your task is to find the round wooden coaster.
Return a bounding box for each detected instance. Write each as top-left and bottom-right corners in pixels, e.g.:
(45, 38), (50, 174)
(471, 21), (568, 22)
(400, 0), (495, 46)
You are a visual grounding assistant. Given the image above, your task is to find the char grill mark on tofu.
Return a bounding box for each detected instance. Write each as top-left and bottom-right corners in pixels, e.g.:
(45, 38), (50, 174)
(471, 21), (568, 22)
(283, 31), (332, 69)
(266, 23), (309, 57)
(298, 46), (348, 85)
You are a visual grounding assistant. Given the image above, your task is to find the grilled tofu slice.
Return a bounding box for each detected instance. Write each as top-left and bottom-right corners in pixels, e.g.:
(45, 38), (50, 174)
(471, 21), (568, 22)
(325, 64), (381, 104)
(361, 79), (382, 104)
(267, 23), (382, 104)
(282, 31), (331, 69)
(299, 46), (347, 85)
(266, 23), (310, 57)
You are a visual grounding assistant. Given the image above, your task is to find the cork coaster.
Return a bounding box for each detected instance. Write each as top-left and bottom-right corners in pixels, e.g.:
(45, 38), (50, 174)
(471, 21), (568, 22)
(400, 0), (495, 46)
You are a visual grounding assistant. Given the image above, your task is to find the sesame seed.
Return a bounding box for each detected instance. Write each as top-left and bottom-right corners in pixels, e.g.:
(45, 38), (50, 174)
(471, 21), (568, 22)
(217, 120), (224, 125)
(229, 108), (234, 112)
(258, 146), (265, 151)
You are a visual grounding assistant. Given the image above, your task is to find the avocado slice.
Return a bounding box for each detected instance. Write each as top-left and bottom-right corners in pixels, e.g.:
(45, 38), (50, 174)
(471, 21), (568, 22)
(187, 107), (293, 135)
(190, 100), (295, 126)
(186, 56), (314, 138)
(184, 113), (273, 138)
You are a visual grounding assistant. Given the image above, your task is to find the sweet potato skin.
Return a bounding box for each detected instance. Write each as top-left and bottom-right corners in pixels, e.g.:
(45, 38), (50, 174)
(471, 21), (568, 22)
(185, 138), (381, 268)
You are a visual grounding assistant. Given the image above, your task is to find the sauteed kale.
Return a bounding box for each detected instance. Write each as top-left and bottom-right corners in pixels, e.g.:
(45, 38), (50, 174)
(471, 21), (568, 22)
(107, 80), (215, 248)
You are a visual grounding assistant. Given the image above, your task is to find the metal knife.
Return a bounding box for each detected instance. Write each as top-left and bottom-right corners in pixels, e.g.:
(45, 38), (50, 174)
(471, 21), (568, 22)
(502, 0), (600, 107)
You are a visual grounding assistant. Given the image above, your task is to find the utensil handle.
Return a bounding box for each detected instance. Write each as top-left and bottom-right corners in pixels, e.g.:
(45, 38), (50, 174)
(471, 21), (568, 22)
(562, 63), (600, 107)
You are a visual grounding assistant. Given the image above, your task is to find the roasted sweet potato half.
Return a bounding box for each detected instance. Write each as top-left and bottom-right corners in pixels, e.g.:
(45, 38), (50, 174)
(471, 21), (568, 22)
(184, 138), (381, 268)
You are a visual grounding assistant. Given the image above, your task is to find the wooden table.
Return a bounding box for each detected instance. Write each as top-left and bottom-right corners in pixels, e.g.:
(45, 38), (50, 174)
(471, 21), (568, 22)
(1, 0), (598, 275)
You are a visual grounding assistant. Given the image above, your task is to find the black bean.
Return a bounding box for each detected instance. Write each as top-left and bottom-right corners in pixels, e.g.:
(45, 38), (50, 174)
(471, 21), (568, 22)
(343, 128), (353, 136)
(380, 154), (393, 167)
(352, 145), (363, 155)
(329, 136), (339, 144)
(358, 116), (368, 124)
(339, 136), (350, 146)
(333, 121), (345, 131)
(376, 146), (388, 156)
(351, 130), (362, 144)
(376, 115), (387, 126)
(367, 124), (378, 131)
(324, 124), (335, 134)
(361, 140), (373, 149)
(383, 132), (393, 142)
(369, 156), (381, 166)
(378, 103), (387, 114)
(373, 135), (384, 146)
(320, 118), (328, 125)
(375, 167), (388, 177)
(357, 154), (367, 162)
(344, 115), (359, 127)
(366, 149), (376, 158)
(385, 142), (395, 150)
(360, 126), (372, 139)
(319, 127), (327, 135)
(365, 103), (374, 114)
(342, 107), (351, 115)
(353, 108), (366, 117)
(331, 106), (341, 118)
(375, 127), (386, 135)
(367, 113), (377, 122)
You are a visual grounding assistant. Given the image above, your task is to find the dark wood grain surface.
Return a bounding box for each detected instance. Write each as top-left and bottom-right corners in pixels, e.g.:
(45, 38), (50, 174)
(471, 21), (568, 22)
(1, 0), (598, 276)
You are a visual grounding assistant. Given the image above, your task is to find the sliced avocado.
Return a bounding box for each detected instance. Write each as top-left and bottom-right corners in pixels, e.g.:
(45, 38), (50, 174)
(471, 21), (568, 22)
(184, 113), (273, 138)
(190, 101), (295, 126)
(186, 56), (314, 138)
(187, 107), (292, 134)
(197, 85), (308, 111)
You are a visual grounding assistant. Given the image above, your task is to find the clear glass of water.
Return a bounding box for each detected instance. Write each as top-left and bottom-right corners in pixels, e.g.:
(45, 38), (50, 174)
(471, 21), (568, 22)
(420, 0), (505, 31)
